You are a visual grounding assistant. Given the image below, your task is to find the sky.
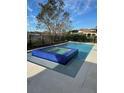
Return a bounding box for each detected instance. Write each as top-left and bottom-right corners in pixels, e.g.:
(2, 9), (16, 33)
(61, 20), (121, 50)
(27, 0), (97, 31)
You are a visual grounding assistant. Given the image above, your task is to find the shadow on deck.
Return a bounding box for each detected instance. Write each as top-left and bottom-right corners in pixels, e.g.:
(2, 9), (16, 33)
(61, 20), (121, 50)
(27, 61), (97, 93)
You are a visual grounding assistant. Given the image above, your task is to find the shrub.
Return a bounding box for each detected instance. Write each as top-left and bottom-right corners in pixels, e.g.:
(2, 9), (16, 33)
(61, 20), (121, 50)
(27, 33), (97, 50)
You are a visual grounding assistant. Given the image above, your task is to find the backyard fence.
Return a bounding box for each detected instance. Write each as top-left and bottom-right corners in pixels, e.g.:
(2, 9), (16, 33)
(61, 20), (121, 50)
(27, 32), (97, 50)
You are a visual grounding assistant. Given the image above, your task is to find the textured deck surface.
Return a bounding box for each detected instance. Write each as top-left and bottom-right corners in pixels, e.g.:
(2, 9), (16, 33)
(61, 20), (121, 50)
(27, 44), (97, 93)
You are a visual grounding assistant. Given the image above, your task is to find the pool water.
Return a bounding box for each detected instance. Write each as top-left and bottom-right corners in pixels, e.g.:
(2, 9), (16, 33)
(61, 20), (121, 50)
(60, 42), (93, 60)
(44, 47), (71, 55)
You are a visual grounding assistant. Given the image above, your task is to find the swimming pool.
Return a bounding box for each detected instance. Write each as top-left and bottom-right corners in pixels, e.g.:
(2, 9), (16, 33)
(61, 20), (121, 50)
(28, 41), (93, 77)
(32, 42), (93, 64)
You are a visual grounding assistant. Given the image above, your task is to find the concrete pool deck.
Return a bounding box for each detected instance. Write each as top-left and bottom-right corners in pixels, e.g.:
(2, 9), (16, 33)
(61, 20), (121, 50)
(27, 43), (97, 93)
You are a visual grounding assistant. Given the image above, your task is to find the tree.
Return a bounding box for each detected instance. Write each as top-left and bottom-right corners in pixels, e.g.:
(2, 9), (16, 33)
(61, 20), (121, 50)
(36, 0), (71, 43)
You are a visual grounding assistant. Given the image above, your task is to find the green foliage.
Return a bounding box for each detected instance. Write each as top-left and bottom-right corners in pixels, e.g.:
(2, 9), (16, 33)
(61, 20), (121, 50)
(27, 33), (97, 50)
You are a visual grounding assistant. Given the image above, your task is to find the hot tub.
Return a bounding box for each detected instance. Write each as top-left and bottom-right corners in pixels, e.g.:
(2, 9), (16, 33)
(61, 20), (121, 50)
(32, 47), (78, 65)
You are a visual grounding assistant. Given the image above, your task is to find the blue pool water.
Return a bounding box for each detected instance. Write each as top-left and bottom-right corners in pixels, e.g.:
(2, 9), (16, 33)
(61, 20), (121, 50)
(59, 42), (93, 61)
(61, 42), (93, 53)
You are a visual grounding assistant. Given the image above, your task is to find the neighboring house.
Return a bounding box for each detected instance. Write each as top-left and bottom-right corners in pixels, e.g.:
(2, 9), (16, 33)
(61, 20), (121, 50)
(78, 28), (97, 35)
(69, 30), (79, 34)
(69, 28), (97, 35)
